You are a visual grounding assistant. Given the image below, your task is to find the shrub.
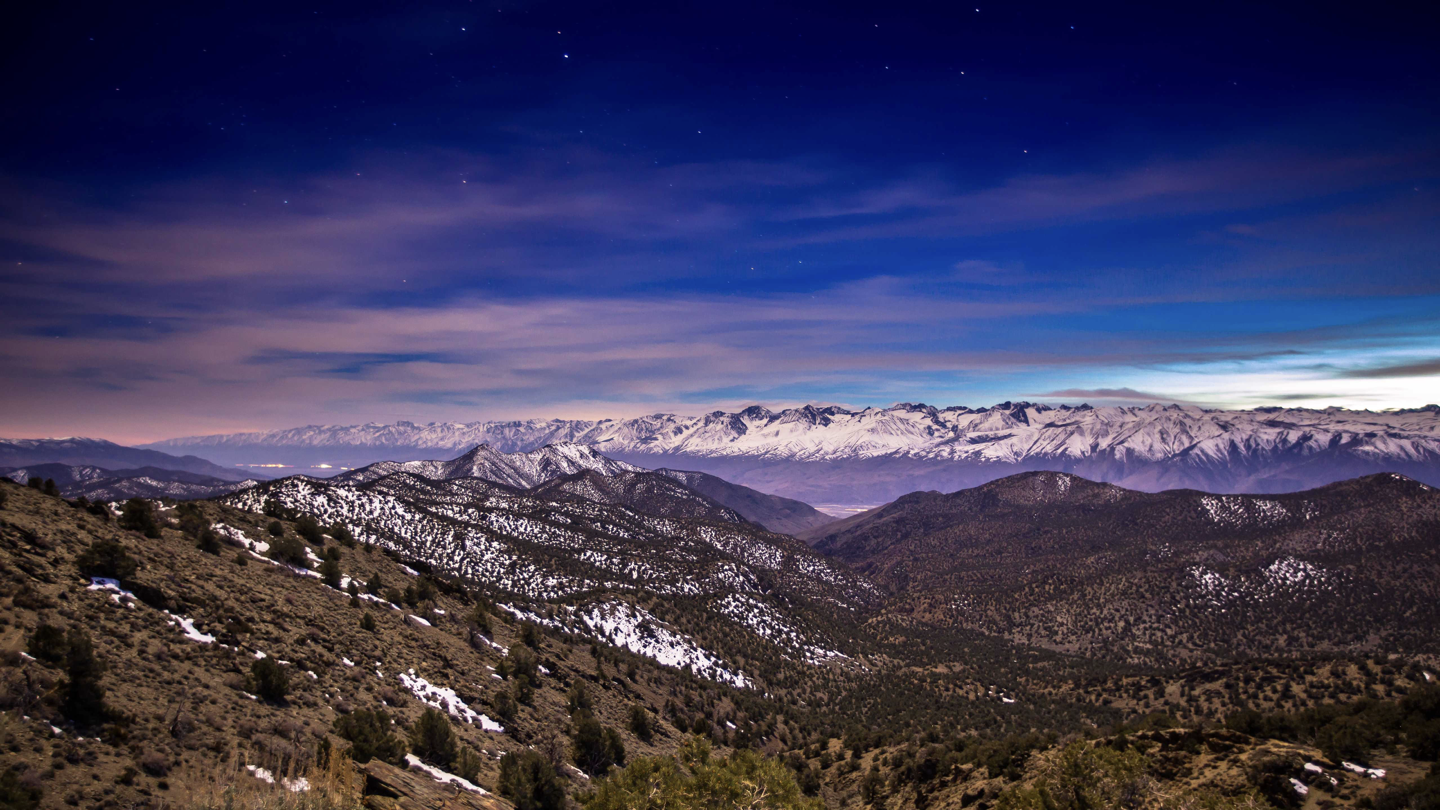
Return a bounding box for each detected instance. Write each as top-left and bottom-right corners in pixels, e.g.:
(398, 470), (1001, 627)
(43, 479), (59, 497)
(333, 708), (407, 765)
(573, 710), (626, 776)
(139, 751), (169, 777)
(410, 708), (458, 769)
(27, 623), (68, 665)
(509, 644), (538, 682)
(75, 539), (138, 582)
(994, 741), (1150, 810)
(250, 658), (289, 703)
(267, 520), (285, 537)
(294, 514), (324, 545)
(268, 533), (310, 568)
(366, 573), (383, 596)
(118, 498), (160, 538)
(456, 747), (483, 783)
(0, 487), (7, 510)
(27, 477), (42, 490)
(628, 704), (654, 743)
(499, 749), (566, 810)
(467, 604), (491, 636)
(330, 523), (356, 547)
(492, 690), (517, 724)
(513, 675), (535, 706)
(520, 622), (541, 649)
(319, 557), (342, 589)
(0, 766), (42, 810)
(580, 737), (821, 810)
(176, 503), (207, 537)
(61, 627), (109, 726)
(361, 612), (377, 633)
(196, 529), (221, 555)
(1317, 715), (1378, 765)
(568, 681), (593, 715)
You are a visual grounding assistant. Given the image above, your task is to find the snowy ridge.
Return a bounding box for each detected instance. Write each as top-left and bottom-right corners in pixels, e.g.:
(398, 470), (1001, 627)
(221, 469), (877, 671)
(148, 403), (1440, 465)
(147, 403), (1440, 497)
(331, 442), (641, 489)
(223, 473), (872, 606)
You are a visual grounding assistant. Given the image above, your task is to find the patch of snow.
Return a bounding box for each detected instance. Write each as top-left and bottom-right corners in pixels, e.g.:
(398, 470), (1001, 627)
(213, 522), (267, 554)
(576, 602), (752, 688)
(1289, 778), (1308, 796)
(1341, 762), (1385, 779)
(246, 765), (275, 784)
(87, 577), (137, 608)
(397, 669), (504, 732)
(405, 754), (489, 794)
(165, 613), (215, 644)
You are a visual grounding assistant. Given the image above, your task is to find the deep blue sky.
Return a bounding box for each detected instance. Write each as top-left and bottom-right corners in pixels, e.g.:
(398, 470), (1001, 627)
(1, 0), (1437, 441)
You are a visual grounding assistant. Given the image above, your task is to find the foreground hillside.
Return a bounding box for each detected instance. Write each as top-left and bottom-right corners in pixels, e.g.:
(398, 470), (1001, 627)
(4, 475), (1440, 810)
(0, 480), (827, 809)
(142, 403), (1440, 501)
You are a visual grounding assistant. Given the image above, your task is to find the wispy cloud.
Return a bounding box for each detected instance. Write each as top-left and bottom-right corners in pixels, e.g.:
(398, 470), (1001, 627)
(1031, 387), (1193, 404)
(1338, 357), (1440, 378)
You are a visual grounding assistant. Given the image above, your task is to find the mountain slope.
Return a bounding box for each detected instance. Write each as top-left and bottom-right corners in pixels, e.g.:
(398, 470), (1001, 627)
(1, 463), (255, 501)
(331, 442), (642, 489)
(142, 403), (1440, 501)
(527, 470), (748, 525)
(653, 468), (834, 535)
(220, 470), (878, 679)
(331, 444), (829, 535)
(0, 480), (804, 807)
(0, 436), (256, 483)
(806, 470), (1440, 665)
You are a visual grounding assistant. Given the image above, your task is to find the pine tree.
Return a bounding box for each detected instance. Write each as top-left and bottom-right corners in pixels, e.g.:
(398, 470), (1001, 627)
(409, 708), (458, 769)
(61, 628), (108, 726)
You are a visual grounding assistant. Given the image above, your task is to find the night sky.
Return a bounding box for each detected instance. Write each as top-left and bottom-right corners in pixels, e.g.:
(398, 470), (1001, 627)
(2, 1), (1437, 442)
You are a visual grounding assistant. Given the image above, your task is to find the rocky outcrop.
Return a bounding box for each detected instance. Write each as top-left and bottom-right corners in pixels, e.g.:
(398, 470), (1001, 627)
(360, 759), (512, 810)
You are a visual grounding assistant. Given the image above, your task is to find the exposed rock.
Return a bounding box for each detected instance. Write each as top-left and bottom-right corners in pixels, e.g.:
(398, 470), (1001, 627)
(360, 759), (512, 810)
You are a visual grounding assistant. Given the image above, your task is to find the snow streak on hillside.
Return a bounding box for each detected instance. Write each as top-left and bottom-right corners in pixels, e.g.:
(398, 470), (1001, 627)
(221, 471), (875, 677)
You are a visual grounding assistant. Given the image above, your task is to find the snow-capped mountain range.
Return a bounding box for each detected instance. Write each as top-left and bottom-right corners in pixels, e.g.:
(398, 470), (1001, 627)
(329, 442), (641, 489)
(144, 402), (1440, 502)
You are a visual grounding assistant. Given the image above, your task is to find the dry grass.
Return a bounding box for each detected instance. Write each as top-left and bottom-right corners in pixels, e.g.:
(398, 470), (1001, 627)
(187, 750), (363, 810)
